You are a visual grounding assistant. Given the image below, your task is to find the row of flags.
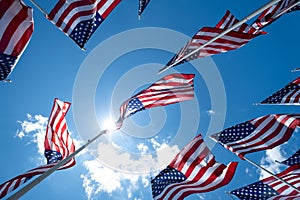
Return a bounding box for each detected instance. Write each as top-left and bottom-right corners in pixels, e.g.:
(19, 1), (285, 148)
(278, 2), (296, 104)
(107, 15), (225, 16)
(0, 0), (150, 81)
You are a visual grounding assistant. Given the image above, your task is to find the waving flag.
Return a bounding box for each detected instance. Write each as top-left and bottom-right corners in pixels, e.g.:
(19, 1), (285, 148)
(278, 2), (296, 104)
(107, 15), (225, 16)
(47, 0), (121, 49)
(252, 0), (300, 30)
(0, 99), (75, 199)
(116, 73), (194, 128)
(165, 10), (265, 68)
(151, 134), (238, 200)
(138, 0), (150, 18)
(0, 0), (34, 81)
(230, 165), (300, 199)
(280, 149), (300, 166)
(210, 114), (300, 159)
(260, 77), (300, 105)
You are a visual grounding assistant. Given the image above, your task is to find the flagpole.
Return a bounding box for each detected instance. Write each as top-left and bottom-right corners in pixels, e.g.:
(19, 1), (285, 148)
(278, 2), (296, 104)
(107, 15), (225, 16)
(243, 156), (300, 193)
(28, 0), (47, 15)
(292, 68), (300, 72)
(253, 103), (300, 106)
(7, 129), (110, 200)
(209, 137), (300, 193)
(274, 0), (300, 19)
(226, 191), (236, 200)
(157, 0), (282, 74)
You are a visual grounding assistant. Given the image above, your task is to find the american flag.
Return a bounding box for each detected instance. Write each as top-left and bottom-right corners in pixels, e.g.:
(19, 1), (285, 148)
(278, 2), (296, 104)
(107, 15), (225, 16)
(281, 149), (300, 166)
(138, 0), (150, 18)
(165, 10), (265, 68)
(0, 99), (76, 199)
(210, 114), (300, 159)
(230, 165), (300, 199)
(260, 77), (300, 105)
(0, 0), (34, 81)
(151, 134), (238, 200)
(116, 73), (194, 128)
(252, 0), (300, 30)
(47, 0), (121, 48)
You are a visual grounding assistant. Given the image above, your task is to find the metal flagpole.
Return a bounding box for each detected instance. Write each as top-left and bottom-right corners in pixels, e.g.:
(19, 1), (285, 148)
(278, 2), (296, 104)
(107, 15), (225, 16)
(157, 0), (282, 74)
(274, 0), (300, 19)
(29, 0), (47, 15)
(210, 137), (300, 193)
(226, 191), (236, 200)
(243, 156), (300, 193)
(292, 68), (300, 72)
(7, 129), (110, 200)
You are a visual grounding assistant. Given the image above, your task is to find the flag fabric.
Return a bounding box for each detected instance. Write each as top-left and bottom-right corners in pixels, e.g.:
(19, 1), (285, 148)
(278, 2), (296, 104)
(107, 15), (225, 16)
(210, 114), (300, 159)
(165, 10), (265, 68)
(280, 149), (300, 166)
(138, 0), (150, 18)
(151, 134), (238, 200)
(47, 0), (121, 49)
(0, 98), (75, 199)
(252, 0), (300, 30)
(268, 194), (300, 200)
(260, 77), (300, 105)
(0, 0), (34, 81)
(230, 165), (300, 199)
(116, 73), (194, 128)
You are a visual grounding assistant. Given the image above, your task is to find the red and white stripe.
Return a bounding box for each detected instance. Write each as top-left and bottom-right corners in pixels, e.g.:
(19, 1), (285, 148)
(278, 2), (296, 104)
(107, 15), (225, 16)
(172, 10), (265, 64)
(44, 98), (76, 167)
(0, 0), (33, 57)
(224, 114), (300, 159)
(0, 99), (76, 199)
(154, 134), (238, 200)
(119, 73), (194, 119)
(252, 0), (299, 29)
(282, 77), (300, 104)
(47, 0), (121, 35)
(263, 165), (300, 198)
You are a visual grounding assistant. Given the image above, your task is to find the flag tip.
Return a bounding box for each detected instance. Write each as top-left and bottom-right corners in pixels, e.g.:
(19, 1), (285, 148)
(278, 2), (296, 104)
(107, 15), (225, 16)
(138, 15), (141, 20)
(157, 66), (169, 75)
(2, 79), (12, 83)
(252, 102), (260, 106)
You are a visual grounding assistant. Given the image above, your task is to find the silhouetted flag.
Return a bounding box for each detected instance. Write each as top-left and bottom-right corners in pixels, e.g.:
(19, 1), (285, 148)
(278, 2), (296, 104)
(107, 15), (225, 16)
(210, 114), (300, 159)
(260, 77), (300, 105)
(281, 149), (300, 166)
(0, 0), (34, 81)
(47, 0), (121, 48)
(230, 165), (300, 199)
(165, 10), (265, 68)
(138, 0), (150, 18)
(151, 134), (238, 200)
(0, 99), (76, 199)
(252, 0), (300, 30)
(116, 73), (194, 128)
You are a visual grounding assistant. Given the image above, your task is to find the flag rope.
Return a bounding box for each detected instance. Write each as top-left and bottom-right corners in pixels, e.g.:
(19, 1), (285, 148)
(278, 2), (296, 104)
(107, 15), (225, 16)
(6, 129), (110, 200)
(157, 0), (282, 74)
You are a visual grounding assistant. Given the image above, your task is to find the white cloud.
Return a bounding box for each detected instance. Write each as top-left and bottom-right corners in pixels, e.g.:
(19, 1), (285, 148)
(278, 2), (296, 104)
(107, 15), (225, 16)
(80, 138), (181, 199)
(258, 146), (287, 179)
(16, 114), (48, 156)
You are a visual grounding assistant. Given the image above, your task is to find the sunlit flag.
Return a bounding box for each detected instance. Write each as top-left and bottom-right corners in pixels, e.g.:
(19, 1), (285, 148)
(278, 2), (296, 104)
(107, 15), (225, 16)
(210, 114), (300, 159)
(47, 0), (121, 49)
(164, 10), (265, 68)
(116, 73), (194, 129)
(252, 0), (300, 30)
(259, 76), (300, 105)
(151, 134), (238, 200)
(230, 165), (300, 199)
(0, 98), (76, 199)
(0, 0), (34, 81)
(138, 0), (150, 18)
(280, 149), (300, 166)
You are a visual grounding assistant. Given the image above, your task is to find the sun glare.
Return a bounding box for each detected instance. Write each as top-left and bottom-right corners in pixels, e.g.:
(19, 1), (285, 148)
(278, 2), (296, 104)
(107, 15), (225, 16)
(102, 118), (117, 131)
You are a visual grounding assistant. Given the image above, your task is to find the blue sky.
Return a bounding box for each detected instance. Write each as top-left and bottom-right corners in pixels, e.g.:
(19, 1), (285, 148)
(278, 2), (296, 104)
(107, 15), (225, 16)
(1, 0), (300, 199)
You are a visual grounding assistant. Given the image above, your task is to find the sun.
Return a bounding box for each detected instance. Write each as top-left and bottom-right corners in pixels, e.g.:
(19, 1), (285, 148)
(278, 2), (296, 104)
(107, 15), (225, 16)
(102, 118), (118, 131)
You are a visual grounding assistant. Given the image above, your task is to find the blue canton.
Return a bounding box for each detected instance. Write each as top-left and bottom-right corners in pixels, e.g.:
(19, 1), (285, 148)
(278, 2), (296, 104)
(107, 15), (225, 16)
(70, 12), (103, 48)
(218, 121), (256, 144)
(230, 181), (278, 200)
(288, 5), (300, 12)
(126, 97), (145, 117)
(151, 166), (187, 198)
(281, 149), (300, 166)
(0, 53), (17, 81)
(261, 83), (299, 104)
(44, 150), (63, 164)
(138, 0), (150, 16)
